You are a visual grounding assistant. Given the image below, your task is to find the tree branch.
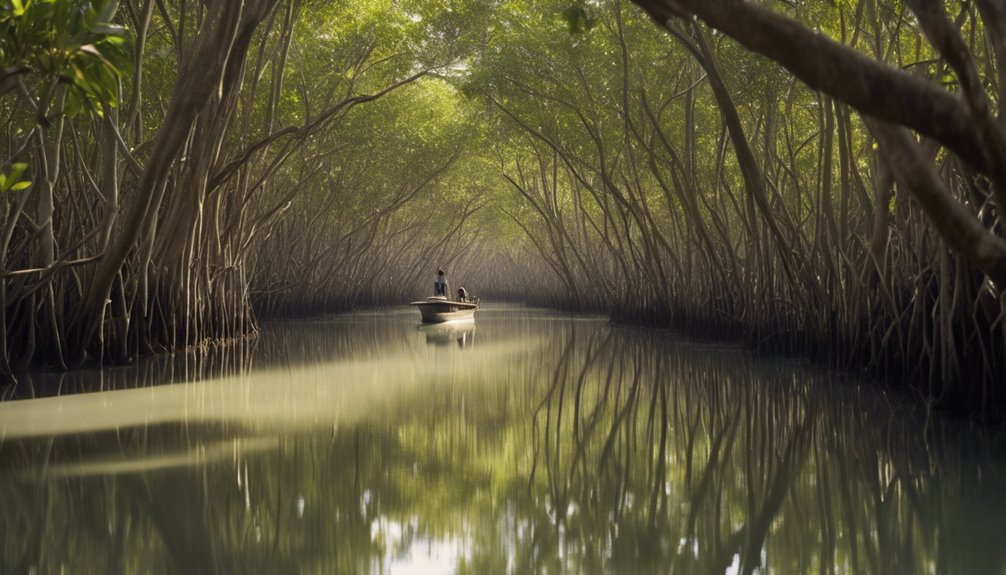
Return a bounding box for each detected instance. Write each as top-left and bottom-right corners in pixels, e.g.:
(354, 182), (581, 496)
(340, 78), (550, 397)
(628, 0), (993, 177)
(870, 119), (1006, 289)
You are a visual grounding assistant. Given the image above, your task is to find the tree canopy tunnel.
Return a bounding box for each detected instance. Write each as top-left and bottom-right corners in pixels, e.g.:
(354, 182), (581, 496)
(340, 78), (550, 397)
(1, 0), (1005, 420)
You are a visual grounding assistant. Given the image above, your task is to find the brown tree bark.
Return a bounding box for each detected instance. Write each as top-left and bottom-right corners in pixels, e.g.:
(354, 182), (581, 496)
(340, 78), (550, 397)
(71, 0), (279, 361)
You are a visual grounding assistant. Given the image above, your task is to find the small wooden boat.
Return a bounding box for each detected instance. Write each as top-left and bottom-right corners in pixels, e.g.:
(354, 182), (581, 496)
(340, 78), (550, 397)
(409, 296), (479, 323)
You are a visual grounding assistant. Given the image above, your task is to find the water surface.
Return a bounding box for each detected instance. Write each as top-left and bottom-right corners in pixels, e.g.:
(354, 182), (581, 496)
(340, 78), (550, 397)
(2, 305), (1004, 574)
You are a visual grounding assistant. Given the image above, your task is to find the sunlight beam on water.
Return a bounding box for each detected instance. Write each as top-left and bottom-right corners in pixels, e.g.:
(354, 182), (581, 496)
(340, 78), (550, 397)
(23, 436), (279, 478)
(0, 334), (541, 440)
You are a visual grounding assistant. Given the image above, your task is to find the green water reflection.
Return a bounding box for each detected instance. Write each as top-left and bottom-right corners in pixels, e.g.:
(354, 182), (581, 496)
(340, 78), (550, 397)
(1, 305), (1004, 574)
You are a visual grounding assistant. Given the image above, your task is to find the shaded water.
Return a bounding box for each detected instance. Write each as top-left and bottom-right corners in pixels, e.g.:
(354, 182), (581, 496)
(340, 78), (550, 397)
(1, 305), (1005, 574)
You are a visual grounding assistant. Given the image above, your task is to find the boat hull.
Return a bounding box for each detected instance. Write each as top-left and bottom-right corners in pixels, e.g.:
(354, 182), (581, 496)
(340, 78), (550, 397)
(409, 297), (479, 323)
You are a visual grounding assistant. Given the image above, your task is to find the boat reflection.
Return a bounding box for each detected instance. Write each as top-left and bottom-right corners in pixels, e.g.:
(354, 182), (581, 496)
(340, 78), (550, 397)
(418, 320), (476, 348)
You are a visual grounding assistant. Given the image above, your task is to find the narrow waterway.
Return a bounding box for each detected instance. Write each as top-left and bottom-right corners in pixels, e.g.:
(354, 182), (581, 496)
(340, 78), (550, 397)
(1, 305), (1003, 574)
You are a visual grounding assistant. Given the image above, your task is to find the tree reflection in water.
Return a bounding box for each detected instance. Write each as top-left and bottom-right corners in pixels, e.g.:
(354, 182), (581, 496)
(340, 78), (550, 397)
(1, 308), (1003, 574)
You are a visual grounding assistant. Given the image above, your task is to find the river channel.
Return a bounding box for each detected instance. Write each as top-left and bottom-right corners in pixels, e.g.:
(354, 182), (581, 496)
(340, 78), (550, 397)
(1, 305), (1004, 574)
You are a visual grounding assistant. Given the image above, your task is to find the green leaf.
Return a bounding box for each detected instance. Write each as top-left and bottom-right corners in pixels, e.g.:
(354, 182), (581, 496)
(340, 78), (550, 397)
(90, 23), (124, 36)
(11, 0), (24, 17)
(78, 43), (120, 78)
(78, 44), (103, 57)
(64, 88), (83, 118)
(10, 180), (31, 191)
(9, 162), (27, 182)
(96, 0), (118, 24)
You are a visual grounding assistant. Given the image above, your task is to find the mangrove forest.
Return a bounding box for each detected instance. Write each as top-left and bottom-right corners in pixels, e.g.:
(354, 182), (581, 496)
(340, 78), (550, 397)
(2, 0), (1005, 416)
(2, 0), (1006, 572)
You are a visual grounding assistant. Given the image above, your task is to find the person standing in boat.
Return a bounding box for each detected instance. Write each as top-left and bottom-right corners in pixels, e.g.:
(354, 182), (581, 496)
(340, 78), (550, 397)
(434, 269), (448, 296)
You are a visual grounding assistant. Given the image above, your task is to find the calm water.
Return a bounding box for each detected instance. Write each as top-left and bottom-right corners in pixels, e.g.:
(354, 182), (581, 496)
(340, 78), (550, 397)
(1, 305), (1005, 574)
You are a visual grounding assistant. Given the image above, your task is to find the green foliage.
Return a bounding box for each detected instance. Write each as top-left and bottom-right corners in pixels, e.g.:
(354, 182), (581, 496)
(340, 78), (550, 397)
(0, 0), (129, 116)
(561, 1), (596, 34)
(0, 0), (1000, 403)
(0, 161), (31, 192)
